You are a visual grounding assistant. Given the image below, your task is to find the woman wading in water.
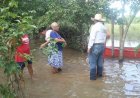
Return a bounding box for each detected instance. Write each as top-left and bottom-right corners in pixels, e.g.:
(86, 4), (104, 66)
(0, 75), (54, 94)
(48, 22), (66, 73)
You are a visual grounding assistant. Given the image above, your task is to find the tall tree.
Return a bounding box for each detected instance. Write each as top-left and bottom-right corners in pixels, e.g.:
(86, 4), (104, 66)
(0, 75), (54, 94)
(119, 0), (140, 62)
(103, 1), (119, 58)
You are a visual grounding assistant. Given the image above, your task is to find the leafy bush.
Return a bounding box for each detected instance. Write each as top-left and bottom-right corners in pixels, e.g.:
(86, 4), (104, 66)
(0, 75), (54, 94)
(0, 0), (36, 97)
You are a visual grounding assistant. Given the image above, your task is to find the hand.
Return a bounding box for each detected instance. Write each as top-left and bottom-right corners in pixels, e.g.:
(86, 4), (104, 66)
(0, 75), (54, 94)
(106, 31), (110, 39)
(106, 34), (110, 39)
(62, 42), (67, 47)
(40, 41), (49, 49)
(62, 38), (66, 42)
(64, 42), (67, 47)
(87, 48), (91, 54)
(40, 43), (45, 49)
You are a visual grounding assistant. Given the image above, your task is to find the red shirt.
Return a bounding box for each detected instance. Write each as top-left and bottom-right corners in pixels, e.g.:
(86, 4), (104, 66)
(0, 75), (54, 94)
(15, 34), (30, 62)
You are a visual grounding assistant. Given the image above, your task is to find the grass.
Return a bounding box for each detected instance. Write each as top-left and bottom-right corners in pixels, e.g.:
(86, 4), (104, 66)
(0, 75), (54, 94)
(106, 23), (140, 41)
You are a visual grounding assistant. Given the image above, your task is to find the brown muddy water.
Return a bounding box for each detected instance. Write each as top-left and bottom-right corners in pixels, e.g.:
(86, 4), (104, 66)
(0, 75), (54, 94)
(1, 43), (140, 98)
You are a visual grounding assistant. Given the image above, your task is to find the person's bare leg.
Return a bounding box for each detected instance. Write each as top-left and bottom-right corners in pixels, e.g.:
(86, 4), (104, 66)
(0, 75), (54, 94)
(27, 64), (33, 79)
(51, 67), (58, 74)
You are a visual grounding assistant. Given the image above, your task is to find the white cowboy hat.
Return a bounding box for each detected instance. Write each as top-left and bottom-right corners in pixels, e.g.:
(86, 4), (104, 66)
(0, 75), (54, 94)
(91, 14), (105, 22)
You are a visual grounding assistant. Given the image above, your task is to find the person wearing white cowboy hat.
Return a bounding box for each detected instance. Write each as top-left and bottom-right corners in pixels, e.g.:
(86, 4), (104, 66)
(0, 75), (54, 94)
(87, 13), (108, 80)
(91, 13), (106, 22)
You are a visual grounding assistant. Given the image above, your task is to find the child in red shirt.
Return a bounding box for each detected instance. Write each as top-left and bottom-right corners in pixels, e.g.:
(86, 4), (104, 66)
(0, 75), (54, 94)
(15, 34), (33, 79)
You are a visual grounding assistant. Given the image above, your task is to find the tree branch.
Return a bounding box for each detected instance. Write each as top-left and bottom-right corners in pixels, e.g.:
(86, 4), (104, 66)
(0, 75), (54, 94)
(123, 8), (139, 41)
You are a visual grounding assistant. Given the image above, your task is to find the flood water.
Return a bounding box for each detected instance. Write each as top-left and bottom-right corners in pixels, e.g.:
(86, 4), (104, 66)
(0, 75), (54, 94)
(106, 40), (140, 47)
(1, 42), (140, 98)
(24, 41), (140, 98)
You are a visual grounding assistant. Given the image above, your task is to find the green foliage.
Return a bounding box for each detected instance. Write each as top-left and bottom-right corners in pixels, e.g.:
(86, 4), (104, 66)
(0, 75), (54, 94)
(0, 0), (36, 97)
(15, 0), (109, 50)
(38, 0), (108, 30)
(0, 84), (16, 98)
(4, 61), (19, 76)
(134, 44), (140, 53)
(42, 38), (58, 57)
(106, 23), (140, 41)
(17, 0), (48, 17)
(133, 17), (140, 23)
(33, 0), (108, 49)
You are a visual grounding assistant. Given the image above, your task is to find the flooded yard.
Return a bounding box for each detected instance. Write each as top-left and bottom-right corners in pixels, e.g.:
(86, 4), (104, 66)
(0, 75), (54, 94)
(1, 44), (140, 98)
(25, 44), (140, 98)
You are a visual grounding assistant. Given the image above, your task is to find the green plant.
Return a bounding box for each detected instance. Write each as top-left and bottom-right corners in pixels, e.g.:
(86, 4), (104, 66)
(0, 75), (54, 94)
(134, 44), (140, 53)
(0, 84), (16, 98)
(0, 0), (36, 98)
(42, 38), (58, 57)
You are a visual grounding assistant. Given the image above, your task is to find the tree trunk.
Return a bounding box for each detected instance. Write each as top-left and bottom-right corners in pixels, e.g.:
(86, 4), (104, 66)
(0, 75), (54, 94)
(111, 18), (114, 57)
(123, 15), (136, 42)
(119, 15), (136, 62)
(119, 0), (125, 62)
(119, 25), (124, 62)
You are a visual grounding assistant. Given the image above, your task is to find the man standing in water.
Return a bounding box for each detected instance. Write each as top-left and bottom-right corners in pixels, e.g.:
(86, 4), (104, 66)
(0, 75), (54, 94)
(87, 14), (108, 80)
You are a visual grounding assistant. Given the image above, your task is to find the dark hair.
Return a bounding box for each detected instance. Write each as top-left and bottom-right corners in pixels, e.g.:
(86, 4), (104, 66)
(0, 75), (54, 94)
(46, 26), (52, 30)
(38, 27), (47, 33)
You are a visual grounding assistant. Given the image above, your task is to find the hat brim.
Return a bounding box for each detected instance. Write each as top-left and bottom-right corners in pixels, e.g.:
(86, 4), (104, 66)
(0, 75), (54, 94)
(91, 17), (105, 22)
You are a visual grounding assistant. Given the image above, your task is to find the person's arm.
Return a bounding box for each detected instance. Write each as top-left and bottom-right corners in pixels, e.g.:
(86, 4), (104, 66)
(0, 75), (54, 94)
(55, 38), (66, 43)
(87, 25), (97, 53)
(40, 41), (49, 49)
(55, 38), (67, 47)
(61, 38), (67, 47)
(50, 32), (66, 43)
(106, 30), (110, 39)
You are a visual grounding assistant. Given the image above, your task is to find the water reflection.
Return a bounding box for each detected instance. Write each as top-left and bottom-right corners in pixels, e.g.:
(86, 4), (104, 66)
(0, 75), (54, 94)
(106, 40), (140, 47)
(120, 61), (140, 96)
